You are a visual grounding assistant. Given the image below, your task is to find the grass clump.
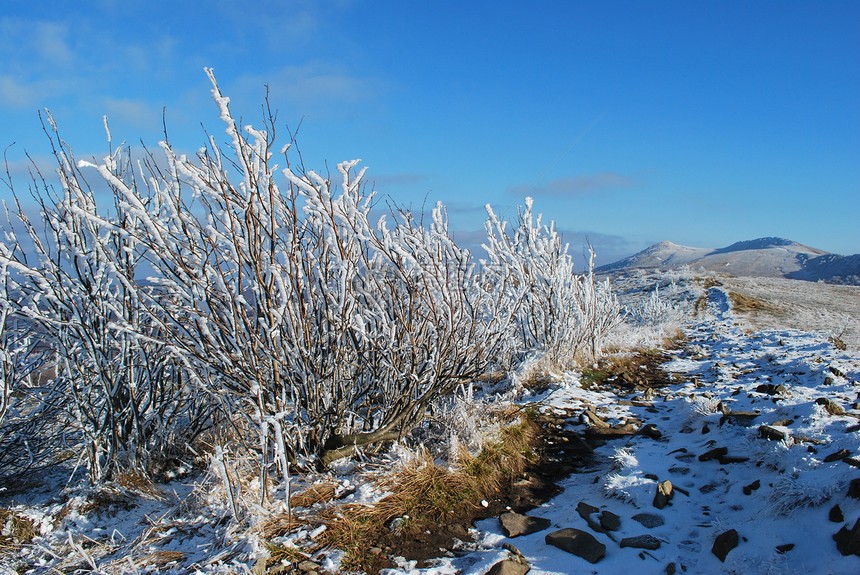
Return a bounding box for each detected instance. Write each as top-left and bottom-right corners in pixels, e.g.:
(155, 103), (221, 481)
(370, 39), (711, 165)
(728, 291), (778, 314)
(319, 411), (541, 573)
(0, 509), (37, 551)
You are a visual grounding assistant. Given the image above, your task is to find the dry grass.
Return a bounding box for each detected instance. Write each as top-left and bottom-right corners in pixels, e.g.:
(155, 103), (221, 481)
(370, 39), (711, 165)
(0, 508), (37, 550)
(318, 411), (540, 572)
(134, 550), (186, 568)
(116, 471), (168, 501)
(728, 291), (779, 315)
(290, 481), (339, 509)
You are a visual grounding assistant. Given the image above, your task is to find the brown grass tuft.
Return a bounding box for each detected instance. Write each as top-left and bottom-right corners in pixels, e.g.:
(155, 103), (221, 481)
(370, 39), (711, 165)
(728, 291), (779, 314)
(290, 481), (339, 509)
(318, 411), (540, 573)
(0, 509), (37, 550)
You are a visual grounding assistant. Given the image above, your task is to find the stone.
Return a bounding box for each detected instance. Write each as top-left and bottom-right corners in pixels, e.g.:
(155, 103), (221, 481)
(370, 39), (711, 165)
(829, 505), (844, 523)
(653, 480), (674, 509)
(718, 454), (750, 464)
(545, 528), (606, 564)
(742, 480), (761, 495)
(698, 447), (728, 462)
(771, 418), (794, 427)
(756, 383), (786, 395)
(665, 563), (677, 575)
(759, 425), (787, 441)
(712, 529), (739, 562)
(816, 397), (846, 416)
(499, 512), (552, 538)
(486, 559), (530, 575)
(849, 478), (860, 499)
(823, 449), (851, 462)
(598, 510), (621, 531)
(721, 411), (760, 426)
(632, 513), (665, 528)
(639, 424), (662, 439)
(843, 457), (860, 469)
(833, 518), (860, 557)
(620, 534), (662, 550)
(829, 365), (847, 378)
(576, 501), (599, 517)
(297, 561), (320, 573)
(776, 543), (795, 554)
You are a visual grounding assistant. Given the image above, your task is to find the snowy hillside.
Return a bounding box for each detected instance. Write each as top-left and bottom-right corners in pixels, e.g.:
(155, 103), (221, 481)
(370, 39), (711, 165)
(598, 238), (860, 285)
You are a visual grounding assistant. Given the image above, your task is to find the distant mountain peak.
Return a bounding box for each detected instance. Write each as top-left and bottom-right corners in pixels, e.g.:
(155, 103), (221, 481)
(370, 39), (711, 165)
(716, 237), (798, 253)
(597, 237), (858, 285)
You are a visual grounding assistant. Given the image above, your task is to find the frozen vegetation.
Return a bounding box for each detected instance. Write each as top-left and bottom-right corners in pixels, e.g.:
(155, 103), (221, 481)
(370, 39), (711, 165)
(0, 73), (857, 574)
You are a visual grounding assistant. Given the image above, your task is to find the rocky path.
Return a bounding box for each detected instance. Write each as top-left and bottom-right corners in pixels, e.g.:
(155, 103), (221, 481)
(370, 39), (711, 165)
(416, 287), (860, 575)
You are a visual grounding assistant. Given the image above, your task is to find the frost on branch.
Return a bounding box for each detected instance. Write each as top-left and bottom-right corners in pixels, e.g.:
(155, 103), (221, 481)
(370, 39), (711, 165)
(0, 70), (622, 491)
(482, 198), (622, 369)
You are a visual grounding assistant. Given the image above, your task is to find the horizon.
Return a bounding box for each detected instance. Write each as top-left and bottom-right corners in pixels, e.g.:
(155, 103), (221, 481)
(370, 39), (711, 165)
(1, 1), (858, 266)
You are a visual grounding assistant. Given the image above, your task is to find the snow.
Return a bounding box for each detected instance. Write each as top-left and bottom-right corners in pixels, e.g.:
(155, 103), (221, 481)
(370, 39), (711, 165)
(377, 278), (860, 574)
(1, 273), (858, 574)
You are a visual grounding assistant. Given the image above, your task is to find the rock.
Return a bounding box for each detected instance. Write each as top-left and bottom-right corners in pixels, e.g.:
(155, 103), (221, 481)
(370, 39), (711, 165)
(829, 505), (844, 523)
(598, 510), (621, 531)
(665, 563), (678, 575)
(742, 480), (760, 495)
(698, 447), (728, 462)
(486, 559), (530, 575)
(756, 383), (787, 395)
(823, 449), (851, 462)
(632, 513), (665, 528)
(759, 425), (787, 441)
(584, 409), (610, 428)
(718, 454), (750, 464)
(721, 411), (760, 426)
(653, 480), (674, 509)
(545, 528), (606, 564)
(849, 478), (860, 499)
(776, 543), (795, 554)
(771, 418), (794, 427)
(499, 512), (552, 537)
(830, 365), (847, 378)
(843, 457), (860, 469)
(297, 561), (320, 573)
(639, 424), (662, 439)
(816, 397), (846, 416)
(620, 534), (662, 550)
(576, 501), (599, 517)
(833, 518), (860, 557)
(502, 542), (524, 557)
(712, 529), (739, 562)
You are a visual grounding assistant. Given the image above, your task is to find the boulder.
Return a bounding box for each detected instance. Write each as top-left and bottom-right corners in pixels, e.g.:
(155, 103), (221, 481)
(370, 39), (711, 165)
(486, 559), (530, 575)
(712, 529), (739, 562)
(823, 449), (851, 463)
(833, 518), (860, 557)
(499, 512), (552, 538)
(545, 528), (606, 564)
(829, 505), (844, 523)
(816, 397), (846, 416)
(742, 479), (760, 495)
(758, 425), (787, 441)
(598, 510), (621, 531)
(620, 534), (662, 550)
(698, 447), (728, 462)
(653, 480), (674, 509)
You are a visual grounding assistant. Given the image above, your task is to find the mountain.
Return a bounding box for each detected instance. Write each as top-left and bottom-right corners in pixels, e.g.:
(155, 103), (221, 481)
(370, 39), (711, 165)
(597, 237), (860, 285)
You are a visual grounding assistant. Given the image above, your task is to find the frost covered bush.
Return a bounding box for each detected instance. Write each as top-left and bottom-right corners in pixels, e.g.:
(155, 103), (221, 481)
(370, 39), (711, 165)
(0, 69), (623, 489)
(628, 285), (682, 327)
(482, 198), (622, 368)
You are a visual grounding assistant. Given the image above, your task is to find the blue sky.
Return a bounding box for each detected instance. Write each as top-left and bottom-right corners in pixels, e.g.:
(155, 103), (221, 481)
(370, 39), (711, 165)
(1, 0), (857, 265)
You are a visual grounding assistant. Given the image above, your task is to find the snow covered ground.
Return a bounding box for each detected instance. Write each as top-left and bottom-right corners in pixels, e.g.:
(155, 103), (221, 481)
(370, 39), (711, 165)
(1, 273), (858, 574)
(386, 280), (860, 574)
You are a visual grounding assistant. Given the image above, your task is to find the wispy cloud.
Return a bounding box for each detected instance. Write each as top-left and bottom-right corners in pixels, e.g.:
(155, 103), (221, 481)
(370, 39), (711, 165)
(508, 172), (635, 198)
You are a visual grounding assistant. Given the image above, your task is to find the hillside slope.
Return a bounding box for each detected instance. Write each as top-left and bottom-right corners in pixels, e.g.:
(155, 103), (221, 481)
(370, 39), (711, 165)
(598, 237), (859, 285)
